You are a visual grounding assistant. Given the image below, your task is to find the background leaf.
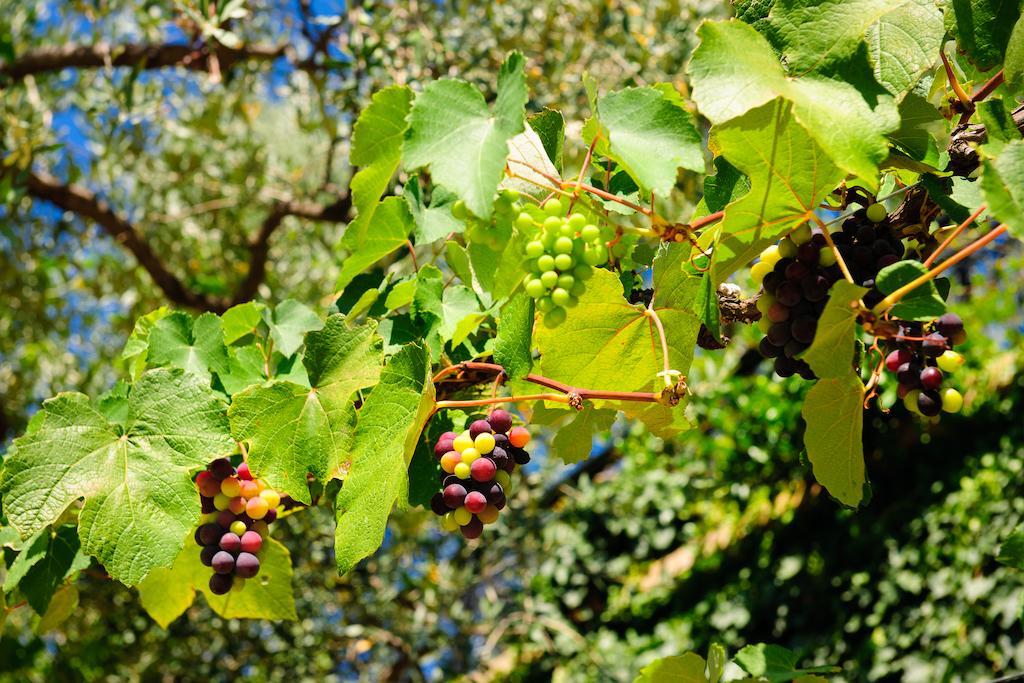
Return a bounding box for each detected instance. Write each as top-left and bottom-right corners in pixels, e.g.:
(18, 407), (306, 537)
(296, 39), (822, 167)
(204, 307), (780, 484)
(801, 374), (867, 507)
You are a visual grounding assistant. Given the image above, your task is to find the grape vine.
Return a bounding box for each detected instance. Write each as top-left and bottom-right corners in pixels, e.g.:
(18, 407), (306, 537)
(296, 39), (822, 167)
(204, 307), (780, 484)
(1, 2), (1022, 649)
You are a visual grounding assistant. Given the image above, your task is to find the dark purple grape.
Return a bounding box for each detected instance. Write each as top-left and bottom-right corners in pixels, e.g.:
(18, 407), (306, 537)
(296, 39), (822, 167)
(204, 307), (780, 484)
(922, 332), (947, 357)
(785, 261), (810, 281)
(208, 458), (235, 481)
(774, 355), (798, 378)
(791, 316), (817, 344)
(489, 447), (511, 471)
(487, 409), (513, 434)
(197, 523), (221, 546)
(936, 313), (966, 345)
(784, 340), (809, 358)
(200, 545), (219, 567)
(830, 231), (850, 246)
(219, 532), (241, 553)
(777, 282), (802, 307)
(871, 240), (893, 257)
(797, 243), (819, 264)
(235, 552), (260, 578)
(918, 390), (942, 416)
(920, 366), (943, 390)
(486, 482), (504, 504)
(443, 483), (467, 509)
(763, 272), (783, 294)
(264, 507), (278, 524)
(434, 438), (455, 458)
(430, 492), (449, 516)
(767, 303), (791, 323)
(759, 337), (783, 358)
(511, 448), (531, 465)
(442, 474), (461, 489)
(469, 420), (492, 437)
(796, 361), (816, 380)
(856, 224), (876, 244)
(211, 551), (235, 574)
(897, 362), (921, 388)
(200, 496), (216, 514)
(802, 275), (830, 302)
(209, 573), (233, 595)
(493, 433), (509, 449)
(493, 492), (507, 510)
(876, 254), (898, 270)
(460, 517), (484, 540)
(767, 322), (791, 346)
(811, 232), (827, 248)
(851, 245), (873, 267)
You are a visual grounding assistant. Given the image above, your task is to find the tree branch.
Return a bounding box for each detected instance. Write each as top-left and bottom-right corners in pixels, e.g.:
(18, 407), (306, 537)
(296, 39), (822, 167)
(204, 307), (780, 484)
(0, 42), (323, 82)
(21, 169), (351, 312)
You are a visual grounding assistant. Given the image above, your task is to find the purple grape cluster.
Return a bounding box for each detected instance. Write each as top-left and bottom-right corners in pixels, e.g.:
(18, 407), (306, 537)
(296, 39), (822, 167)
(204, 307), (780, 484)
(194, 459), (284, 595)
(429, 409), (531, 539)
(885, 313), (966, 416)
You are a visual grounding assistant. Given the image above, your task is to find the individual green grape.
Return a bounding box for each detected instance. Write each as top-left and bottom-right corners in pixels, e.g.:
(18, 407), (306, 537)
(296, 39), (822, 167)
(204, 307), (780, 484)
(565, 294), (580, 308)
(516, 212), (534, 230)
(759, 244), (781, 268)
(581, 224), (600, 242)
(452, 200), (468, 220)
(866, 202), (887, 223)
(583, 244), (607, 266)
(537, 296), (555, 312)
(751, 260), (772, 284)
(525, 240), (545, 258)
(524, 278), (546, 298)
(818, 246), (837, 267)
(559, 222), (575, 237)
(611, 242), (627, 259)
(543, 198), (564, 216)
(556, 274), (575, 290)
(543, 216), (562, 234)
(554, 253), (574, 270)
(544, 307), (567, 327)
(537, 254), (555, 271)
(791, 223), (813, 245)
(554, 236), (574, 254)
(570, 281), (586, 297)
(568, 213), (587, 230)
(778, 237), (798, 258)
(551, 288), (571, 306)
(540, 270), (558, 288)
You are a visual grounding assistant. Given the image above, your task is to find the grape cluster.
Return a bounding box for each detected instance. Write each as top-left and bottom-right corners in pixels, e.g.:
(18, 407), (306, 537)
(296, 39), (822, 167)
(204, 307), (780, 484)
(194, 459), (284, 594)
(517, 198), (610, 328)
(754, 205), (902, 379)
(884, 313), (966, 417)
(428, 409), (531, 539)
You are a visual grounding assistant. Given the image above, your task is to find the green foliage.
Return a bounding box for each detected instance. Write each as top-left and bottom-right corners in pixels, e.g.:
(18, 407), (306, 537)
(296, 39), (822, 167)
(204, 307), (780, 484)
(876, 260), (947, 320)
(493, 292), (535, 379)
(945, 0), (1023, 71)
(801, 375), (866, 507)
(802, 282), (869, 379)
(982, 140), (1024, 238)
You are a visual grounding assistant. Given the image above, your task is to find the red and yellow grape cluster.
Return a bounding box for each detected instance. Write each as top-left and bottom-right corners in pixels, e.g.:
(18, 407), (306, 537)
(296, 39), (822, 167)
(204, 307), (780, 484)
(884, 313), (966, 417)
(194, 458), (285, 595)
(429, 409), (531, 539)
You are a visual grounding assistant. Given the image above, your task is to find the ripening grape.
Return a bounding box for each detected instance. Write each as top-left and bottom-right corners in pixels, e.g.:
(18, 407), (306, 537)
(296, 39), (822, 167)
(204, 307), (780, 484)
(219, 532), (241, 553)
(452, 432), (474, 452)
(460, 516), (484, 540)
(453, 507), (473, 525)
(236, 462), (252, 480)
(259, 489), (281, 508)
(230, 520), (248, 536)
(488, 409), (513, 433)
(228, 496), (247, 515)
(213, 493), (231, 511)
(471, 457), (497, 482)
(246, 496), (270, 520)
(474, 432), (496, 454)
(937, 350), (964, 372)
(209, 573), (233, 595)
(235, 552), (260, 579)
(211, 551), (235, 574)
(941, 388), (964, 413)
(508, 426), (530, 448)
(866, 202), (888, 223)
(469, 419), (492, 437)
(440, 451), (461, 473)
(220, 477), (242, 498)
(478, 505), (500, 524)
(239, 480), (260, 498)
(197, 471), (221, 497)
(454, 462), (471, 479)
(460, 447), (480, 464)
(464, 491), (487, 514)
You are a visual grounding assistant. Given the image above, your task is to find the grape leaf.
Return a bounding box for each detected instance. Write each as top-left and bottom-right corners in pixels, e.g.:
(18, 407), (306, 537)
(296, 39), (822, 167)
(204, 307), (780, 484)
(493, 292), (534, 380)
(404, 178), (461, 244)
(408, 414), (454, 508)
(946, 0), (1023, 71)
(0, 368), (235, 585)
(35, 584), (78, 634)
(768, 0), (943, 96)
(336, 85), (414, 291)
(997, 527), (1024, 569)
(707, 644), (727, 683)
(1005, 17), (1024, 98)
(803, 281), (869, 379)
(137, 537), (296, 627)
(403, 52), (527, 217)
(335, 344), (435, 574)
(121, 306), (171, 380)
(876, 260), (946, 321)
(551, 408), (616, 464)
(981, 140), (1024, 239)
(734, 643), (840, 681)
(229, 316), (382, 503)
(263, 299), (324, 358)
(221, 301), (266, 345)
(633, 652), (710, 683)
(502, 124), (561, 198)
(4, 525), (84, 614)
(146, 311), (229, 381)
(589, 86), (704, 195)
(528, 108), (565, 169)
(710, 99), (845, 283)
(689, 20), (895, 180)
(735, 0), (777, 31)
(801, 373), (866, 507)
(218, 345), (269, 396)
(698, 156), (750, 216)
(888, 93), (945, 165)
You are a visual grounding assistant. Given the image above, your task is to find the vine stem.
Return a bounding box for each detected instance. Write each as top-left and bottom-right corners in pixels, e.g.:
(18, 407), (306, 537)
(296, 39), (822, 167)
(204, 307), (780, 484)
(871, 224), (1008, 316)
(941, 51), (972, 109)
(971, 69), (1004, 103)
(435, 393), (570, 410)
(569, 135), (600, 213)
(507, 158), (653, 216)
(688, 210), (724, 232)
(923, 204), (986, 268)
(811, 214), (855, 284)
(645, 307), (674, 388)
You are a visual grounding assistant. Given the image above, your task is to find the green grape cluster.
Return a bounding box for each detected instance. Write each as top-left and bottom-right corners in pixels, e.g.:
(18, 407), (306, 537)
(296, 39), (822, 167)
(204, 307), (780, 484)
(517, 198), (610, 327)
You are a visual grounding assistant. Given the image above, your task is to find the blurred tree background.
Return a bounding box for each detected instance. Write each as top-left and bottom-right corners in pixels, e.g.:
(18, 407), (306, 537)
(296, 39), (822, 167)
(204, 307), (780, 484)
(1, 1), (1023, 681)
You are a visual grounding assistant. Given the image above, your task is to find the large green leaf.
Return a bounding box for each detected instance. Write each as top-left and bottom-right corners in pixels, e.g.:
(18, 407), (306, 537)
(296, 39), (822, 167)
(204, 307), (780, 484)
(1005, 17), (1024, 98)
(802, 281), (869, 379)
(120, 306), (171, 380)
(981, 140), (1024, 239)
(876, 260), (947, 321)
(0, 369), (235, 585)
(550, 408), (617, 464)
(229, 316), (382, 503)
(262, 299), (324, 357)
(633, 652), (710, 683)
(336, 85), (414, 290)
(146, 311), (229, 381)
(590, 86), (704, 195)
(946, 0), (1023, 71)
(335, 344), (435, 574)
(711, 99), (845, 282)
(735, 643), (840, 681)
(221, 301), (266, 345)
(493, 292), (535, 380)
(3, 526), (86, 615)
(528, 108), (565, 169)
(138, 537), (296, 627)
(768, 0), (943, 95)
(801, 373), (866, 507)
(689, 20), (895, 179)
(403, 52), (527, 217)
